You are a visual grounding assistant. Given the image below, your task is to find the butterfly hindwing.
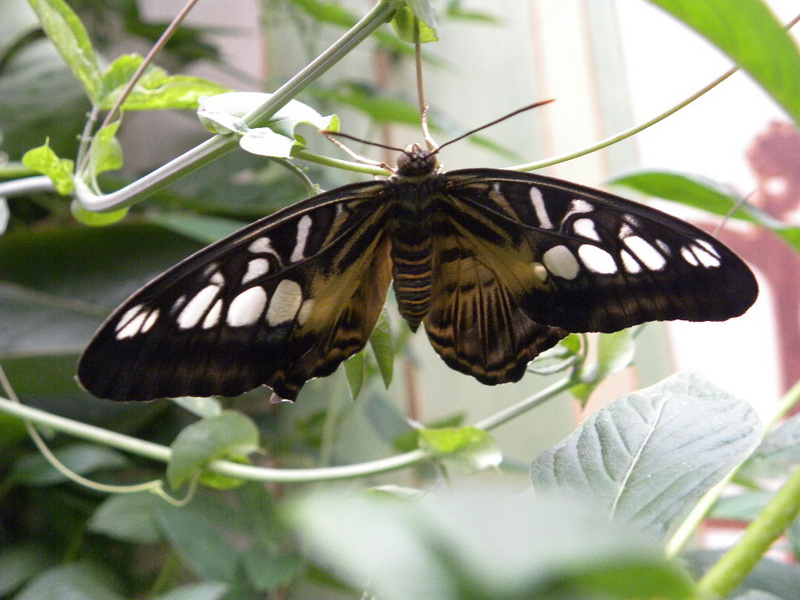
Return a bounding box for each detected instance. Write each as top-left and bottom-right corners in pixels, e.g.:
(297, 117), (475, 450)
(77, 181), (392, 401)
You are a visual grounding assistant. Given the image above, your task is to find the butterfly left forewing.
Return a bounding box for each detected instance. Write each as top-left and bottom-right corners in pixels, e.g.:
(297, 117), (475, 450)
(77, 181), (392, 401)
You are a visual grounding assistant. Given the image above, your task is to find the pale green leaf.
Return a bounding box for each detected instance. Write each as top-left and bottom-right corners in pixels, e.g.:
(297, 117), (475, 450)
(28, 0), (102, 102)
(21, 140), (74, 194)
(532, 372), (762, 536)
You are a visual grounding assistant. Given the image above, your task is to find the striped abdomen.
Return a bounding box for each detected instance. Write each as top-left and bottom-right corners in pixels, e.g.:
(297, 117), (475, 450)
(389, 178), (437, 331)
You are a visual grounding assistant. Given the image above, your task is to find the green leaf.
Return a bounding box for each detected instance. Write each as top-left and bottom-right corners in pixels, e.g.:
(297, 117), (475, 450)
(71, 201), (128, 226)
(391, 4), (439, 43)
(167, 410), (260, 489)
(9, 443), (127, 485)
(291, 486), (695, 600)
(344, 350), (365, 399)
(21, 140), (74, 194)
(570, 330), (636, 403)
(197, 92), (337, 158)
(16, 561), (124, 600)
(612, 169), (800, 254)
(27, 0), (102, 102)
(646, 0), (800, 124)
(154, 583), (229, 600)
(739, 413), (800, 479)
(0, 543), (55, 596)
(84, 120), (123, 186)
(532, 371), (762, 536)
(369, 308), (394, 388)
(89, 492), (164, 544)
(418, 426), (501, 474)
(98, 54), (229, 111)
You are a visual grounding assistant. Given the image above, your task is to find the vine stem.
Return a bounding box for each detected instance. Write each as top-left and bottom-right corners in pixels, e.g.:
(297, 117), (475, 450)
(695, 461), (800, 597)
(74, 0), (402, 212)
(0, 375), (570, 484)
(665, 377), (800, 560)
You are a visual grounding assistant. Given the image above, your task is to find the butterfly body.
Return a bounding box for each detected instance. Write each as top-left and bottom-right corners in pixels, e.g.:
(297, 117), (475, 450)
(78, 144), (757, 401)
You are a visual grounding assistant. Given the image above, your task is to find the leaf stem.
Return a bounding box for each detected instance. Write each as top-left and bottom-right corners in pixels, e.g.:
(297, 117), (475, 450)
(695, 459), (800, 597)
(75, 0), (401, 212)
(666, 377), (800, 559)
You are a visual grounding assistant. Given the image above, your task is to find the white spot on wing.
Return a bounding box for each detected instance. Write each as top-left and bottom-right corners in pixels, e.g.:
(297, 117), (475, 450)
(624, 236), (667, 271)
(578, 244), (617, 274)
(532, 262), (548, 282)
(565, 199), (593, 218)
(543, 245), (580, 280)
(209, 271), (225, 286)
(267, 280), (303, 326)
(242, 258), (270, 284)
(620, 250), (642, 274)
(695, 239), (721, 259)
(227, 287), (268, 327)
(116, 310), (148, 339)
(177, 285), (221, 329)
(573, 218), (601, 241)
(297, 298), (315, 326)
(290, 215), (313, 262)
(142, 309), (160, 333)
(203, 299), (223, 329)
(690, 243), (722, 267)
(115, 304), (145, 332)
(248, 236), (275, 254)
(681, 246), (700, 266)
(529, 187), (554, 229)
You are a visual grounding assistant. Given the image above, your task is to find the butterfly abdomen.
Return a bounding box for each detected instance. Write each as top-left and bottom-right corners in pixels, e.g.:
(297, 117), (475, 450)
(388, 176), (441, 331)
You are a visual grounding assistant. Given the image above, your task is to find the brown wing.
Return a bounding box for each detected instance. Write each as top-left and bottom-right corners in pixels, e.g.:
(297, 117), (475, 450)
(423, 198), (567, 385)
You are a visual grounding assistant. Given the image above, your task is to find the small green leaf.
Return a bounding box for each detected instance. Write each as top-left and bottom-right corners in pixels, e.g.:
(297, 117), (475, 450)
(391, 4), (439, 43)
(85, 120), (123, 184)
(418, 427), (501, 474)
(28, 0), (102, 102)
(646, 0), (800, 125)
(89, 492), (163, 544)
(172, 396), (224, 419)
(369, 308), (394, 388)
(98, 54), (228, 111)
(344, 351), (365, 399)
(570, 330), (636, 403)
(9, 443), (127, 485)
(167, 410), (260, 489)
(71, 201), (128, 226)
(21, 141), (74, 194)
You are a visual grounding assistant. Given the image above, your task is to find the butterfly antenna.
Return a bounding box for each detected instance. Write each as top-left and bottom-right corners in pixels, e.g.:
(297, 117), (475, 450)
(320, 130), (398, 171)
(433, 99), (556, 155)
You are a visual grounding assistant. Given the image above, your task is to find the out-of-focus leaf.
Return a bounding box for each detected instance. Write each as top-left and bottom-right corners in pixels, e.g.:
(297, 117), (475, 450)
(646, 0), (800, 125)
(167, 410), (260, 489)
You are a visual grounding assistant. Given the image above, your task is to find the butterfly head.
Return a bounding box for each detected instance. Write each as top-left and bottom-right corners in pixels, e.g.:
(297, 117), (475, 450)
(395, 143), (440, 179)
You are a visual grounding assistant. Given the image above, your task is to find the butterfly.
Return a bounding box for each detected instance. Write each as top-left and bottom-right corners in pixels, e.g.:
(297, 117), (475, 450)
(77, 142), (758, 402)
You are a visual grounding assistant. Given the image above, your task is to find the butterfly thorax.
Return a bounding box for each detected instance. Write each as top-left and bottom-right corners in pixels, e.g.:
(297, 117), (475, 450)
(387, 144), (443, 331)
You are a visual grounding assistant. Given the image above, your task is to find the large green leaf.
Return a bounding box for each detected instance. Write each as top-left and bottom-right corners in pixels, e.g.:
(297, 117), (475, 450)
(531, 371), (762, 536)
(646, 0), (800, 124)
(291, 486), (695, 600)
(612, 170), (800, 254)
